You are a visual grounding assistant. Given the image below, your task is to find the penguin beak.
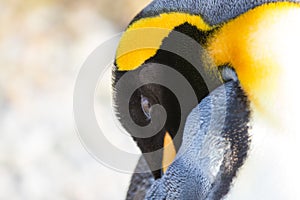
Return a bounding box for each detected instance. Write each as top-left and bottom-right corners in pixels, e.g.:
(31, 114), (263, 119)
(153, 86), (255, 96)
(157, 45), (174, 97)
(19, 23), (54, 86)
(162, 131), (176, 174)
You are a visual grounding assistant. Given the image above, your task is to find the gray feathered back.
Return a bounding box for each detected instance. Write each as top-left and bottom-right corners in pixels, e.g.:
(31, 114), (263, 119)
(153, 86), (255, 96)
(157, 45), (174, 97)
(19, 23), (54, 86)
(134, 0), (300, 25)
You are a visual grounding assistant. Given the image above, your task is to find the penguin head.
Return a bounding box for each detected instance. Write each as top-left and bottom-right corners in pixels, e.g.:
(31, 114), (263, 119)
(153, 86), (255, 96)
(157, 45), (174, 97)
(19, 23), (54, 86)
(113, 0), (300, 197)
(113, 64), (183, 178)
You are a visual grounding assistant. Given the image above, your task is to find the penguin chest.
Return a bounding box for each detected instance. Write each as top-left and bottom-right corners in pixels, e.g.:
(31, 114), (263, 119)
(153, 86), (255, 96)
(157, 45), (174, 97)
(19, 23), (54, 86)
(225, 112), (300, 200)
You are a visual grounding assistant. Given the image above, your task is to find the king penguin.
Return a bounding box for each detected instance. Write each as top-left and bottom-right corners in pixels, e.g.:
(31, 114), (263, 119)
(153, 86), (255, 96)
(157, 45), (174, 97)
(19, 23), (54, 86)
(112, 0), (300, 199)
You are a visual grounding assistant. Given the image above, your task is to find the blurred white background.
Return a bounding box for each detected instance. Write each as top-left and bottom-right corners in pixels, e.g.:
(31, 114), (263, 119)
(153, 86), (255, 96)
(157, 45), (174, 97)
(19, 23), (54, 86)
(0, 0), (151, 199)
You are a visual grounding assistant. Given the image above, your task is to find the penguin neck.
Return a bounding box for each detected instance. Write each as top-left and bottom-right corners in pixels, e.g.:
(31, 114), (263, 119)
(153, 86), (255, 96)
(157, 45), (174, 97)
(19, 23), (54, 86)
(208, 3), (300, 133)
(246, 4), (300, 134)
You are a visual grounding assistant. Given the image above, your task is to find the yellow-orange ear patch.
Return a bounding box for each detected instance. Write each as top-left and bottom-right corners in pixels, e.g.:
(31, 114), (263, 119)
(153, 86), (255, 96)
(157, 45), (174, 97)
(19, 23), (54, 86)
(116, 12), (212, 71)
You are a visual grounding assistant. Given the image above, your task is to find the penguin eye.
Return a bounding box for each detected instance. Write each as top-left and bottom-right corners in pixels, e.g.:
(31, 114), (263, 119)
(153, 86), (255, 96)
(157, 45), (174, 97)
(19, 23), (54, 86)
(141, 95), (151, 119)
